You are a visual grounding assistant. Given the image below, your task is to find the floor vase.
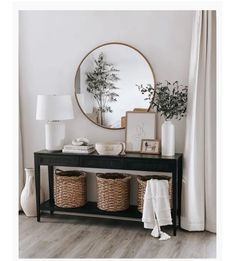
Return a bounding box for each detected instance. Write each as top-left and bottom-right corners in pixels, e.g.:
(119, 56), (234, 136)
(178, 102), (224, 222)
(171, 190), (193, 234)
(20, 168), (44, 217)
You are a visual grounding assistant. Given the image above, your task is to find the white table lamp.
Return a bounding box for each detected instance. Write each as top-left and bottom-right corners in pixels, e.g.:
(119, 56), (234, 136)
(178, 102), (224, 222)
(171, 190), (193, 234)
(36, 95), (74, 151)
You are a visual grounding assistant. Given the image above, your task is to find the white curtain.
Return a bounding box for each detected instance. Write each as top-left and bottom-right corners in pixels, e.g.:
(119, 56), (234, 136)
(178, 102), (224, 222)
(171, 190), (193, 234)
(181, 10), (216, 233)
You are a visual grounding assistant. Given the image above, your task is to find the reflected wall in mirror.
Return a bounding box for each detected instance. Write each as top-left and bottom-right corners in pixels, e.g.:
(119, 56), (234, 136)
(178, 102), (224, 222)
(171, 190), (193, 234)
(75, 43), (155, 129)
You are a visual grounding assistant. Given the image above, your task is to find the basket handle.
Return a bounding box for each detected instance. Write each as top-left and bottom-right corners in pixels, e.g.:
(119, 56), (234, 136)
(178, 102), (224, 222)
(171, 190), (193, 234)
(55, 169), (63, 174)
(122, 175), (131, 182)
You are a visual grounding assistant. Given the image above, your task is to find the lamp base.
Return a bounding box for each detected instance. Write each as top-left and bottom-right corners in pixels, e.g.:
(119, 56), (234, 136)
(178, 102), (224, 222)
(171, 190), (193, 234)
(45, 121), (65, 151)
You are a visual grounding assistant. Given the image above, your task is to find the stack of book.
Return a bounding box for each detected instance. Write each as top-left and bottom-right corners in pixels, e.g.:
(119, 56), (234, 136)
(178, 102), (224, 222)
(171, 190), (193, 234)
(62, 144), (95, 154)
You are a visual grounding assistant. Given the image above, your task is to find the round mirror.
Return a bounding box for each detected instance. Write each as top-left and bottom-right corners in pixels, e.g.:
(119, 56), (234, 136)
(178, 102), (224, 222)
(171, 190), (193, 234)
(75, 42), (155, 129)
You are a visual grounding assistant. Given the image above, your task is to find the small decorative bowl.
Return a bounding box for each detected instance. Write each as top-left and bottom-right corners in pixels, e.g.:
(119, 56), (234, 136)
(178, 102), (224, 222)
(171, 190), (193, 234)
(95, 142), (125, 155)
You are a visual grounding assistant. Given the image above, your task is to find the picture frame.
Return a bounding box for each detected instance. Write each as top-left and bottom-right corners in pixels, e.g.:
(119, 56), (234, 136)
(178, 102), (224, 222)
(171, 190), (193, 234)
(125, 111), (156, 152)
(140, 139), (160, 154)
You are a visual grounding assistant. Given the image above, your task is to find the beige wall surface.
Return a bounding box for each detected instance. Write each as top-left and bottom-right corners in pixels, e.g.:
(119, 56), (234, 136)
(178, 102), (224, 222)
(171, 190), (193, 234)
(19, 10), (194, 203)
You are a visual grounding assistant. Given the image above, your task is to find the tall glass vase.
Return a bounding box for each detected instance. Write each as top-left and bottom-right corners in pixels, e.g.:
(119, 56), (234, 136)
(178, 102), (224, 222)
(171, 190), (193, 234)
(20, 168), (44, 217)
(161, 120), (175, 156)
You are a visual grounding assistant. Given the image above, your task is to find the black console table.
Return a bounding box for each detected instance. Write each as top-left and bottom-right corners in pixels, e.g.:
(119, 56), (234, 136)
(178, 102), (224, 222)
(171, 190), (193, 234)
(34, 150), (183, 236)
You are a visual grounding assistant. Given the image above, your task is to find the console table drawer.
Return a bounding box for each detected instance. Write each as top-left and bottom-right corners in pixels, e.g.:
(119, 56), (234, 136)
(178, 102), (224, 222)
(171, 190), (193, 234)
(123, 158), (174, 172)
(39, 155), (80, 166)
(80, 156), (123, 169)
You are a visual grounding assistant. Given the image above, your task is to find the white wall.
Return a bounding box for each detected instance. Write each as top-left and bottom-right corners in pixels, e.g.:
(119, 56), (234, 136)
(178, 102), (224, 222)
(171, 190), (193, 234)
(19, 10), (194, 203)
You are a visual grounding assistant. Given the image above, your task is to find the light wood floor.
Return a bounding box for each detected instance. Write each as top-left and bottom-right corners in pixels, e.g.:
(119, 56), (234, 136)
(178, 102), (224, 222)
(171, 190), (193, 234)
(19, 213), (216, 258)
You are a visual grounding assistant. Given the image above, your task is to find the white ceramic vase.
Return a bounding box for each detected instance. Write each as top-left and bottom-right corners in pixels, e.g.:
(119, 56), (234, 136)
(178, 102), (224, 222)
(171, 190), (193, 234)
(161, 120), (175, 156)
(20, 168), (44, 217)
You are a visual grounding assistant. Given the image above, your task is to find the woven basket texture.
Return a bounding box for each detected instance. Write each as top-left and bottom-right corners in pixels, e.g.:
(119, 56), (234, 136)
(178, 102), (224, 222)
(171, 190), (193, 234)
(54, 169), (87, 208)
(136, 175), (172, 213)
(96, 173), (131, 212)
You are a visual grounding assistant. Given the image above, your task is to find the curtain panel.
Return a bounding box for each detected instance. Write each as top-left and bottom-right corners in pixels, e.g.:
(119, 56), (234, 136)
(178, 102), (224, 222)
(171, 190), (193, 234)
(181, 10), (216, 233)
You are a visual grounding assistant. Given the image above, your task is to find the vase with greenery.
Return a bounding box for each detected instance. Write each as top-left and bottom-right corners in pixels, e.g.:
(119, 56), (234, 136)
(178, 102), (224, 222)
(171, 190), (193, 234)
(138, 81), (188, 156)
(86, 52), (120, 125)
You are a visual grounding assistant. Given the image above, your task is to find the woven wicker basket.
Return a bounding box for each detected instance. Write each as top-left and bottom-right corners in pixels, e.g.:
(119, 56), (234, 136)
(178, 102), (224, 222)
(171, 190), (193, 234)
(96, 173), (131, 212)
(137, 175), (172, 213)
(54, 169), (87, 208)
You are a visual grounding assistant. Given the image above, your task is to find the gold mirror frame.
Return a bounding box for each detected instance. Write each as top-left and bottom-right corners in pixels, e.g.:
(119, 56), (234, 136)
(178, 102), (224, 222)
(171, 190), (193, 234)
(74, 42), (156, 130)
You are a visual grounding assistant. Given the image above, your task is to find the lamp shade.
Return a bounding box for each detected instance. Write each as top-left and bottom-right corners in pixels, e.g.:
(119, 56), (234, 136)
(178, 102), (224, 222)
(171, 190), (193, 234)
(36, 95), (74, 121)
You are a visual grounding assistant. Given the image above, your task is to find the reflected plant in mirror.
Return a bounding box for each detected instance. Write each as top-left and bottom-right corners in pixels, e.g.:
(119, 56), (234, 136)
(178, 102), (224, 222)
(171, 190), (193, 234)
(86, 52), (120, 125)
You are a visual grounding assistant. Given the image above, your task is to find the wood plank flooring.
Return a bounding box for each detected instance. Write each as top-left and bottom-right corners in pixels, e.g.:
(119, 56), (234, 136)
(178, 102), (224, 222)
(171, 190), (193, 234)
(19, 213), (216, 258)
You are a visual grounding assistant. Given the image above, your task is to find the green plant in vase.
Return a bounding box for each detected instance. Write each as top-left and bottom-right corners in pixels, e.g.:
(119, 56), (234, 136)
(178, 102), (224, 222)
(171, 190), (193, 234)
(137, 81), (188, 156)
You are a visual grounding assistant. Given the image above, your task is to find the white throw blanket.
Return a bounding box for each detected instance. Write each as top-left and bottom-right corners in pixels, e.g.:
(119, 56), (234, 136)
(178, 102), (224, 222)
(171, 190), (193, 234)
(142, 179), (172, 240)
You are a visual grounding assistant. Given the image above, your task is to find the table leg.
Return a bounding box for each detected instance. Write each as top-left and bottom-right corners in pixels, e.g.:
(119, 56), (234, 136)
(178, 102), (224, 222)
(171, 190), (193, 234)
(34, 155), (41, 222)
(48, 165), (54, 214)
(172, 165), (178, 236)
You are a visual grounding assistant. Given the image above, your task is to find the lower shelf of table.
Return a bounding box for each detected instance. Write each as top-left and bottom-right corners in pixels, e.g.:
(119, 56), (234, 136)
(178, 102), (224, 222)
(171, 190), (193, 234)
(40, 200), (143, 221)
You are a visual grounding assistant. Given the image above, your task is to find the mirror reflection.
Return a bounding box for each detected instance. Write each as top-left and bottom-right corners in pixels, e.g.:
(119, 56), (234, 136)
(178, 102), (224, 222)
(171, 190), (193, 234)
(75, 43), (155, 129)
